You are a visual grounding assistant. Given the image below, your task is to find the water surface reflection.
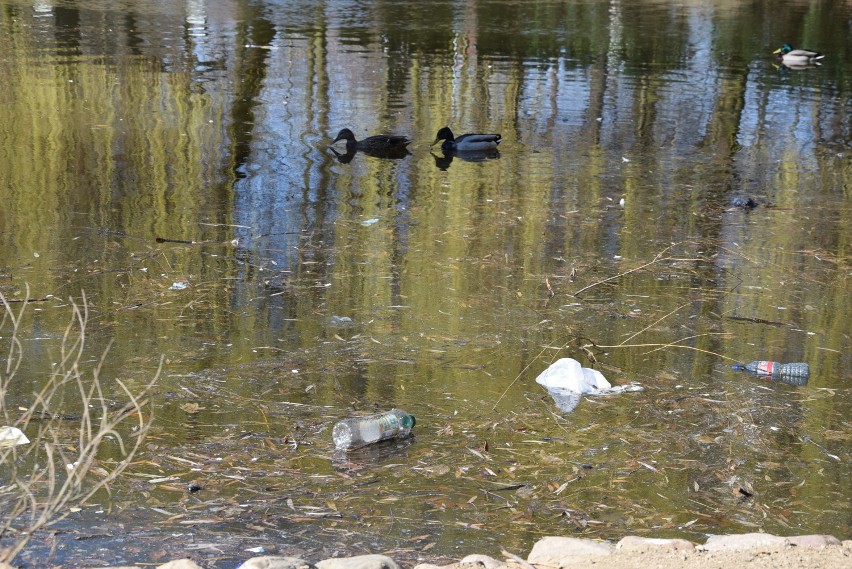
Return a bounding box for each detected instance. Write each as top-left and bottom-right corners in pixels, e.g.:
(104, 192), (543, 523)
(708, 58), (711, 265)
(0, 0), (849, 566)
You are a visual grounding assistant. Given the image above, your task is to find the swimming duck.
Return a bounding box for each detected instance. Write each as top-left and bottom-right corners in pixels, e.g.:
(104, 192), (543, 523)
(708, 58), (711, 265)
(332, 128), (411, 152)
(773, 44), (824, 66)
(431, 127), (501, 152)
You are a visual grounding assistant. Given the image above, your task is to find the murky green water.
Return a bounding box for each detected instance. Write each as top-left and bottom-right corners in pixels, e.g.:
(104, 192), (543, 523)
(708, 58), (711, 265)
(1, 0), (850, 566)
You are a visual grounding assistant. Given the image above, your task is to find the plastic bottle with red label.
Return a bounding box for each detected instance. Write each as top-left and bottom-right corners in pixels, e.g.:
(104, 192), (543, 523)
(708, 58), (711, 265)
(732, 361), (809, 385)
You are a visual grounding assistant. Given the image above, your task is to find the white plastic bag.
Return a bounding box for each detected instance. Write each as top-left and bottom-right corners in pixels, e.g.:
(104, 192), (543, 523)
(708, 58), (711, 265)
(0, 426), (30, 448)
(536, 358), (611, 393)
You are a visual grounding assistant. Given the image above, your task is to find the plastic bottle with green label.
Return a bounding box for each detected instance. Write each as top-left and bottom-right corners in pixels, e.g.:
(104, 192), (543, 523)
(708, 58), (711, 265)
(332, 409), (416, 450)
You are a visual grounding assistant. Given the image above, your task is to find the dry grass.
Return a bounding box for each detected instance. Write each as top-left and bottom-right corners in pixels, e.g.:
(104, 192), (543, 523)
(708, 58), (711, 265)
(0, 291), (158, 563)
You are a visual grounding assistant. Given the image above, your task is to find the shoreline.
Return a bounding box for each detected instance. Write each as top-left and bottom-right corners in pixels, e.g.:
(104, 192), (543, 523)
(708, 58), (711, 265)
(15, 532), (845, 569)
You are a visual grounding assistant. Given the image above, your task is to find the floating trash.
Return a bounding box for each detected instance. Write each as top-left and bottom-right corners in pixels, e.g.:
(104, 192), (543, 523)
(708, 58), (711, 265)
(333, 409), (415, 451)
(536, 358), (642, 413)
(732, 360), (809, 386)
(0, 426), (30, 447)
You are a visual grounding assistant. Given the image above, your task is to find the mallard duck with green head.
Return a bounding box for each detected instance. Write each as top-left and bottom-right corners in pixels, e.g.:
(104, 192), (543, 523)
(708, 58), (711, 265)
(431, 127), (501, 152)
(773, 43), (824, 66)
(332, 128), (411, 152)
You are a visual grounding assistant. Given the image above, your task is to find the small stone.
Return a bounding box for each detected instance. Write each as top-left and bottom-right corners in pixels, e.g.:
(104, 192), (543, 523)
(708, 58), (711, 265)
(703, 533), (788, 551)
(157, 560), (204, 569)
(527, 536), (612, 567)
(238, 557), (316, 569)
(316, 555), (400, 569)
(459, 555), (505, 569)
(416, 562), (509, 569)
(787, 535), (841, 548)
(616, 536), (695, 551)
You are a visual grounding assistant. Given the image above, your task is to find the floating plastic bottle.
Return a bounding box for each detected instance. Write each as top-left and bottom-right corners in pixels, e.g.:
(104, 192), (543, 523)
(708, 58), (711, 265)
(732, 361), (810, 385)
(735, 361), (809, 378)
(332, 409), (415, 451)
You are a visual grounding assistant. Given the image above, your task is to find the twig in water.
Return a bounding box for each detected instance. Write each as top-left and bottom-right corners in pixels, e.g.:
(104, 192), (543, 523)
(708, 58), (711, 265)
(572, 241), (694, 297)
(594, 337), (738, 362)
(800, 436), (841, 461)
(155, 237), (196, 245)
(639, 333), (734, 357)
(544, 275), (554, 298)
(618, 302), (691, 346)
(492, 345), (558, 411)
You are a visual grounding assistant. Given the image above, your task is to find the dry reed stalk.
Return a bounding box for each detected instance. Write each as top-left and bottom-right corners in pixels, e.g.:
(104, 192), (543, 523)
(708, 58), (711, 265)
(0, 290), (159, 563)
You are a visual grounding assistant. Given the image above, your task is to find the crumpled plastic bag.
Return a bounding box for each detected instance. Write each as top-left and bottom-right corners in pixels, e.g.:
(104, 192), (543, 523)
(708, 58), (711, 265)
(536, 358), (641, 413)
(0, 426), (30, 448)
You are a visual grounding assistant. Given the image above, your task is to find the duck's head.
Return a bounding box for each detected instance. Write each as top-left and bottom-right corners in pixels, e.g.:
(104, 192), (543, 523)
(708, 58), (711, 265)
(773, 43), (794, 55)
(431, 126), (455, 147)
(332, 128), (356, 144)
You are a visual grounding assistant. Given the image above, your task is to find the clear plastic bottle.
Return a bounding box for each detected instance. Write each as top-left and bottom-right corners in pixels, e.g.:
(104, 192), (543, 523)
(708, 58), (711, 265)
(733, 361), (810, 379)
(332, 409), (416, 451)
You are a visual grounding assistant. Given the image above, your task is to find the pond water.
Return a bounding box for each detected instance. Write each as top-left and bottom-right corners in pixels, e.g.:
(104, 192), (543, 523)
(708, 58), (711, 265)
(1, 0), (850, 566)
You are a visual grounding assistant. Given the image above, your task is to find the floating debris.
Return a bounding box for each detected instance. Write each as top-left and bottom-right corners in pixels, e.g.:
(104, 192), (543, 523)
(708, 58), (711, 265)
(0, 426), (29, 447)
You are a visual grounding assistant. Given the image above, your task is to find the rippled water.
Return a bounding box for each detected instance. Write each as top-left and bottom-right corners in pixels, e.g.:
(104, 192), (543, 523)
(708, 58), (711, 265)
(0, 0), (850, 566)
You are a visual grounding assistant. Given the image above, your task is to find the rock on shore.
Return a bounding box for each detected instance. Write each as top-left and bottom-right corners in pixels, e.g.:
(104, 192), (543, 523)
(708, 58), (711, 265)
(86, 533), (849, 569)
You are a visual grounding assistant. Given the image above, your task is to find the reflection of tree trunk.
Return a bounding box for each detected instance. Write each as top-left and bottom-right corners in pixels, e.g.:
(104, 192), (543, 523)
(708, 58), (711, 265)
(694, 69), (748, 258)
(53, 7), (81, 54)
(507, 57), (523, 144)
(692, 71), (748, 371)
(298, 9), (332, 251)
(124, 14), (144, 55)
(229, 15), (276, 178)
(700, 73), (747, 205)
(633, 75), (659, 147)
(585, 59), (607, 147)
(304, 15), (330, 205)
(292, 8), (335, 332)
(584, 0), (619, 146)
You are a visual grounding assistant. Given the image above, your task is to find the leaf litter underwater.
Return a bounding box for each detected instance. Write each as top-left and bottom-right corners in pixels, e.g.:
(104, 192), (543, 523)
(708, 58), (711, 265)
(14, 352), (847, 568)
(5, 238), (849, 566)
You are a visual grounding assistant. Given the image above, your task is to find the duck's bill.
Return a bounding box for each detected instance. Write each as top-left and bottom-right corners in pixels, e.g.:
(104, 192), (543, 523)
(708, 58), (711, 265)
(430, 138), (441, 147)
(772, 48), (782, 54)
